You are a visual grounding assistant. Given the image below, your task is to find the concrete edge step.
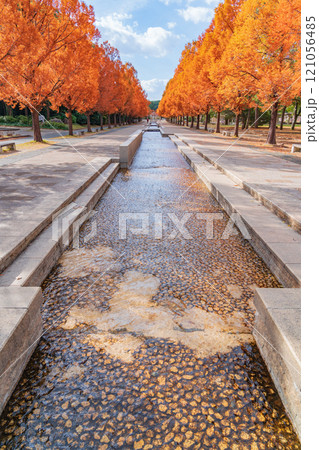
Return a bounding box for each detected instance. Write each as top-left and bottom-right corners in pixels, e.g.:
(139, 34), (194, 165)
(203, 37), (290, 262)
(170, 135), (301, 288)
(176, 134), (301, 234)
(0, 157), (113, 274)
(0, 162), (119, 415)
(0, 287), (43, 415)
(253, 288), (301, 438)
(171, 134), (301, 437)
(0, 163), (120, 288)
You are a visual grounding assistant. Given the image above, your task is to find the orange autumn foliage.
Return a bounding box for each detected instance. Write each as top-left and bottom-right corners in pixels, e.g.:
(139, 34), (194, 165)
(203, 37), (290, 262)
(0, 0), (149, 141)
(158, 0), (301, 144)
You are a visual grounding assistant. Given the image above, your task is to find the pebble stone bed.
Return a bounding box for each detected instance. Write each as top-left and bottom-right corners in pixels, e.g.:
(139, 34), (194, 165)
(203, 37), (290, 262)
(0, 133), (300, 449)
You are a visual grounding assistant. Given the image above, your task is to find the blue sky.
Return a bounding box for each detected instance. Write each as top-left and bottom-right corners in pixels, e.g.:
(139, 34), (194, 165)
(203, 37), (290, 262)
(90, 0), (218, 101)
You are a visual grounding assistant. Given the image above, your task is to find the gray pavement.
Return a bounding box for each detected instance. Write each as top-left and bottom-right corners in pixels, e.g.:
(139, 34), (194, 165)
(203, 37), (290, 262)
(160, 121), (301, 232)
(0, 126), (76, 146)
(0, 124), (144, 271)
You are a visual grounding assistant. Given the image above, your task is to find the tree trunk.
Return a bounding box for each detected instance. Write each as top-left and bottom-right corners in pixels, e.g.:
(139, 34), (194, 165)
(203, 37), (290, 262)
(114, 113), (117, 127)
(46, 104), (50, 121)
(100, 113), (103, 130)
(25, 107), (29, 117)
(186, 116), (189, 127)
(6, 104), (13, 116)
(108, 114), (111, 128)
(190, 116), (194, 128)
(254, 105), (259, 128)
(280, 106), (286, 130)
(196, 115), (200, 129)
(234, 113), (240, 137)
(216, 111), (221, 133)
(291, 101), (300, 130)
(205, 112), (209, 131)
(267, 101), (279, 144)
(31, 108), (43, 142)
(86, 114), (92, 132)
(67, 108), (73, 136)
(241, 111), (246, 130)
(245, 108), (251, 129)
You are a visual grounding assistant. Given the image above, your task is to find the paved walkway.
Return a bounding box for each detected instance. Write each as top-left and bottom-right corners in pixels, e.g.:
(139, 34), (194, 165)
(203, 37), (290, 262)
(0, 125), (143, 271)
(160, 122), (301, 232)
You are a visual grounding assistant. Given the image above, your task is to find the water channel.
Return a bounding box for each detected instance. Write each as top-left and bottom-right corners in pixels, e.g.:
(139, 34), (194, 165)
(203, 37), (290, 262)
(0, 132), (300, 448)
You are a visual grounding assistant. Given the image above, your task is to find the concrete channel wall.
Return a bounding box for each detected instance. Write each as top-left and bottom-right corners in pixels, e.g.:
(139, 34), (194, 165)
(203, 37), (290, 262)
(0, 157), (121, 415)
(170, 134), (301, 438)
(119, 130), (143, 168)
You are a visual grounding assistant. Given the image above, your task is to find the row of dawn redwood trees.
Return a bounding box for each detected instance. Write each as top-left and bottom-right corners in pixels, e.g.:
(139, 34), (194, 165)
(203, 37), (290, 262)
(0, 0), (149, 142)
(158, 0), (301, 144)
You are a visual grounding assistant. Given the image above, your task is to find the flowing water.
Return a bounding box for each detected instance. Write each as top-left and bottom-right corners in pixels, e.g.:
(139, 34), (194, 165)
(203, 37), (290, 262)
(0, 133), (300, 449)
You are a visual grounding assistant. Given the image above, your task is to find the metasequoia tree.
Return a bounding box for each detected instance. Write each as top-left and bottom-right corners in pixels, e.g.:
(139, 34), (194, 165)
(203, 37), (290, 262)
(159, 0), (300, 145)
(0, 0), (148, 141)
(0, 0), (99, 141)
(54, 40), (100, 136)
(95, 43), (122, 129)
(203, 0), (243, 132)
(215, 0), (301, 143)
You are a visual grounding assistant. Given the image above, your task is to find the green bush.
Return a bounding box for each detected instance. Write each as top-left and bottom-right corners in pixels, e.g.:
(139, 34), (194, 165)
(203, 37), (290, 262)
(73, 111), (87, 125)
(41, 121), (68, 130)
(17, 115), (31, 125)
(5, 115), (16, 123)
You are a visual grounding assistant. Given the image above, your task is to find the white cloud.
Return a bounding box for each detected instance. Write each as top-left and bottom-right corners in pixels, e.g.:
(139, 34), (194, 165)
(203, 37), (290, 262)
(159, 0), (182, 5)
(141, 78), (168, 97)
(178, 6), (212, 24)
(167, 21), (176, 29)
(96, 13), (174, 58)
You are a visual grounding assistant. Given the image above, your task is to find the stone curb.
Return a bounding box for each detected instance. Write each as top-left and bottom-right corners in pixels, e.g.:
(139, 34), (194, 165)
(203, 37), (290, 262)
(0, 157), (116, 274)
(176, 134), (301, 233)
(170, 134), (301, 438)
(170, 135), (300, 288)
(119, 130), (143, 168)
(0, 161), (119, 415)
(0, 287), (43, 415)
(253, 288), (301, 437)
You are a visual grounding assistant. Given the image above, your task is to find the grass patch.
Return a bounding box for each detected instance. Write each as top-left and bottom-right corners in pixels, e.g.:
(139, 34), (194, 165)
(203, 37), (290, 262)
(16, 140), (56, 150)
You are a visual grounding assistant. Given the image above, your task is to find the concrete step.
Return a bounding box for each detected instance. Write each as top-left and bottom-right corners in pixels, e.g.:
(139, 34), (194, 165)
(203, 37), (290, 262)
(0, 157), (117, 274)
(171, 136), (300, 288)
(253, 288), (301, 438)
(0, 287), (43, 415)
(176, 135), (301, 233)
(0, 162), (119, 416)
(0, 163), (119, 288)
(170, 135), (301, 438)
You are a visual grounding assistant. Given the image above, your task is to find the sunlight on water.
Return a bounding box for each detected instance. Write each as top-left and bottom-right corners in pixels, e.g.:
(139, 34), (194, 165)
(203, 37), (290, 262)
(61, 270), (252, 361)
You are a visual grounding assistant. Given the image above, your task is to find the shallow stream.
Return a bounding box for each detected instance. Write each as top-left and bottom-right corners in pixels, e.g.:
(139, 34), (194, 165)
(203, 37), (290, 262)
(0, 133), (300, 449)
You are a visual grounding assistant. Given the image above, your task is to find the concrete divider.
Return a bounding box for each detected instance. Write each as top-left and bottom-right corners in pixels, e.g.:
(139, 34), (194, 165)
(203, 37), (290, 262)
(119, 130), (143, 168)
(0, 161), (120, 415)
(0, 157), (114, 274)
(0, 287), (43, 414)
(171, 134), (301, 438)
(254, 288), (301, 437)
